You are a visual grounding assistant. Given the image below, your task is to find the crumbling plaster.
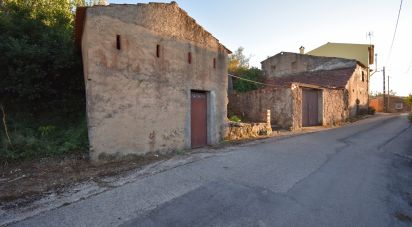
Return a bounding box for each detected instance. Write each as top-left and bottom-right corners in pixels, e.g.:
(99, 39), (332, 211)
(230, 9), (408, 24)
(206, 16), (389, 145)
(346, 65), (369, 116)
(81, 3), (228, 161)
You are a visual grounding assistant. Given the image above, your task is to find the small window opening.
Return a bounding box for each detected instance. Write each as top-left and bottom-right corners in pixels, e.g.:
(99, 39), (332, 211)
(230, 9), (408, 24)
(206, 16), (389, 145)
(213, 58), (216, 69)
(291, 61), (297, 70)
(188, 52), (192, 64)
(156, 44), (160, 58)
(362, 71), (365, 82)
(116, 35), (121, 50)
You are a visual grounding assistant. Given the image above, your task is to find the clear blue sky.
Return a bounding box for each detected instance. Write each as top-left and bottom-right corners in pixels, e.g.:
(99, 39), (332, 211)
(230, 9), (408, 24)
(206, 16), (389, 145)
(109, 0), (412, 96)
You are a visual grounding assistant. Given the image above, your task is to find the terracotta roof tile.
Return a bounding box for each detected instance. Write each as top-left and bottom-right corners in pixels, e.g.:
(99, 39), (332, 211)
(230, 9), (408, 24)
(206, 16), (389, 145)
(265, 67), (356, 89)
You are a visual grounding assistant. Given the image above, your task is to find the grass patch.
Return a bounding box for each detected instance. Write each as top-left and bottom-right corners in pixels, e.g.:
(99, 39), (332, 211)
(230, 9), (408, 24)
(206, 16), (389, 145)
(0, 109), (89, 164)
(229, 115), (241, 123)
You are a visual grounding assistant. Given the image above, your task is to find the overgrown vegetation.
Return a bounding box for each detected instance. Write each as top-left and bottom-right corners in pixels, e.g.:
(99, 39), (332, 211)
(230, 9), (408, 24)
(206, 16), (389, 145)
(0, 0), (97, 163)
(406, 94), (412, 106)
(368, 107), (376, 115)
(229, 115), (241, 123)
(229, 47), (264, 92)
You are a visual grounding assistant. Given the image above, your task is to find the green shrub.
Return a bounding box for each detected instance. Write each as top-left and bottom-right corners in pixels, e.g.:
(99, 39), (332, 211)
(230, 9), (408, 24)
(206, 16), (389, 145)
(229, 115), (241, 123)
(232, 67), (263, 92)
(368, 107), (376, 115)
(0, 1), (90, 163)
(357, 108), (369, 116)
(0, 113), (89, 162)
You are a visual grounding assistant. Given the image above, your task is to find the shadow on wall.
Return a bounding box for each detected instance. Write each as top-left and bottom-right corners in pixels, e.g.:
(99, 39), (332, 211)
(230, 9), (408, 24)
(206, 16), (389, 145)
(227, 87), (294, 130)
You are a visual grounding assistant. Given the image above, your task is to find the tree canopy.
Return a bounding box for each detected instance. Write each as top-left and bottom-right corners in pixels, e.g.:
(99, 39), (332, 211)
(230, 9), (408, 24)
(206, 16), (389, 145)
(228, 47), (263, 92)
(228, 47), (250, 74)
(0, 0), (84, 111)
(406, 94), (412, 106)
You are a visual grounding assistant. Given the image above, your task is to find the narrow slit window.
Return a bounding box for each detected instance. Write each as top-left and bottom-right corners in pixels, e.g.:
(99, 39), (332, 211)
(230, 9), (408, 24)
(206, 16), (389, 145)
(213, 58), (216, 69)
(361, 71), (365, 82)
(156, 45), (160, 58)
(116, 35), (121, 50)
(188, 52), (192, 64)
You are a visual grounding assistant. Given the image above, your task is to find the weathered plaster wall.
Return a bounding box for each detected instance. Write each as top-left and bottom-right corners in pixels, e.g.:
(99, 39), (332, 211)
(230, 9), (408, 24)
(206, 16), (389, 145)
(228, 87), (294, 129)
(293, 85), (349, 129)
(322, 89), (349, 126)
(228, 84), (350, 131)
(290, 84), (302, 130)
(82, 3), (228, 160)
(261, 52), (357, 78)
(346, 65), (369, 116)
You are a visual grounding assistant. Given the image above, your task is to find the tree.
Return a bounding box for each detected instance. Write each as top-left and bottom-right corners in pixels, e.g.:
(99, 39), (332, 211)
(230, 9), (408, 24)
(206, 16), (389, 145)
(228, 47), (250, 74)
(369, 90), (397, 98)
(0, 0), (90, 161)
(232, 67), (263, 92)
(0, 0), (84, 111)
(406, 94), (412, 106)
(228, 47), (263, 92)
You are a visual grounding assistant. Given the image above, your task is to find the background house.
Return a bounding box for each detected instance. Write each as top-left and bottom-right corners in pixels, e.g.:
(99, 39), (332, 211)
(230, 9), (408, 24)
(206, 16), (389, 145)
(307, 42), (375, 103)
(76, 2), (230, 161)
(307, 42), (374, 67)
(370, 96), (411, 113)
(262, 52), (369, 117)
(228, 52), (369, 130)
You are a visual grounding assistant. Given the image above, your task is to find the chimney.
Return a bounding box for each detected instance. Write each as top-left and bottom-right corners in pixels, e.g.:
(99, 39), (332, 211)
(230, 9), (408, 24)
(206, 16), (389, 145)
(299, 46), (305, 54)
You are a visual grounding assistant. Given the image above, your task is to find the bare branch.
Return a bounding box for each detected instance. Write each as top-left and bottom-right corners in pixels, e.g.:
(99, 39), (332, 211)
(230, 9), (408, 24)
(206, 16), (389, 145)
(1, 104), (14, 150)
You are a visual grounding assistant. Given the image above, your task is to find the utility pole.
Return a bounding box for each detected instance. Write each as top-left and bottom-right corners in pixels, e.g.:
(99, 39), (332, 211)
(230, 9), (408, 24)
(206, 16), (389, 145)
(375, 53), (378, 72)
(387, 76), (390, 112)
(383, 67), (386, 112)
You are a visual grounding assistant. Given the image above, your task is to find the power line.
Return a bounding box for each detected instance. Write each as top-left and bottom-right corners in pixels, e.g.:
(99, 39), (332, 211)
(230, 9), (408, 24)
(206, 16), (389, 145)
(387, 0), (403, 65)
(406, 57), (412, 73)
(228, 74), (278, 87)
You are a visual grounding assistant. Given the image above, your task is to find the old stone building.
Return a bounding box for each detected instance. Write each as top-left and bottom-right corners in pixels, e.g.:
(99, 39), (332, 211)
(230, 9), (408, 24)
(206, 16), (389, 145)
(229, 52), (369, 130)
(262, 52), (369, 116)
(75, 2), (230, 161)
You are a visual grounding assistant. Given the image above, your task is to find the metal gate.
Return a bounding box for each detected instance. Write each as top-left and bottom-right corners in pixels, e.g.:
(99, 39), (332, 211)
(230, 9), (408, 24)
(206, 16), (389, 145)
(302, 89), (320, 127)
(191, 91), (207, 148)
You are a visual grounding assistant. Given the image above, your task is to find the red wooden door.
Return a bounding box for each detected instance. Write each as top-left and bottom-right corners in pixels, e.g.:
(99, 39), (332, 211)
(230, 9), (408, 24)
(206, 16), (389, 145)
(302, 89), (320, 127)
(191, 91), (207, 148)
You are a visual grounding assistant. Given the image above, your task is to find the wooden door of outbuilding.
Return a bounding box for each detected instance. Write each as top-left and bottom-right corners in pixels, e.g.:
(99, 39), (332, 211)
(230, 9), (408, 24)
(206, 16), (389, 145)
(191, 91), (207, 148)
(302, 89), (320, 127)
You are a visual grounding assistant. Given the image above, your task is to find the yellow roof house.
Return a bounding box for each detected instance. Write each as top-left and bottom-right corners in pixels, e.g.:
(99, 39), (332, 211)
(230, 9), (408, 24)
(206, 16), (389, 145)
(307, 42), (374, 67)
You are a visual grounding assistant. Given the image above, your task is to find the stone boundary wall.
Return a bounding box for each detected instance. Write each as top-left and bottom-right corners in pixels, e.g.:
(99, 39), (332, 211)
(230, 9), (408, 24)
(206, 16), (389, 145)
(228, 87), (294, 129)
(225, 122), (272, 140)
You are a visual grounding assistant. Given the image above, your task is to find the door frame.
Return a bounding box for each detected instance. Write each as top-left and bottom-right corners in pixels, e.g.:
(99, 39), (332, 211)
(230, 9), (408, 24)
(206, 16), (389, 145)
(189, 90), (209, 148)
(301, 87), (323, 127)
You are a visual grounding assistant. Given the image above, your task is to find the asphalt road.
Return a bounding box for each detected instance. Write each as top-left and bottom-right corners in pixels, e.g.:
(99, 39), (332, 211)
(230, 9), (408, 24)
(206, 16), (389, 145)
(11, 114), (412, 227)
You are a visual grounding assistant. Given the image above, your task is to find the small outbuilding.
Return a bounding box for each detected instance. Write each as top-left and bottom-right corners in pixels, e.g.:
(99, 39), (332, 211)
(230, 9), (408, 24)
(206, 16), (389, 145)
(76, 2), (231, 161)
(229, 52), (369, 130)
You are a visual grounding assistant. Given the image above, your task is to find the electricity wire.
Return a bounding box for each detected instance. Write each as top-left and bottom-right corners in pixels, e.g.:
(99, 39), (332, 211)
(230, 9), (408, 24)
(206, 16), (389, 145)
(386, 0), (403, 65)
